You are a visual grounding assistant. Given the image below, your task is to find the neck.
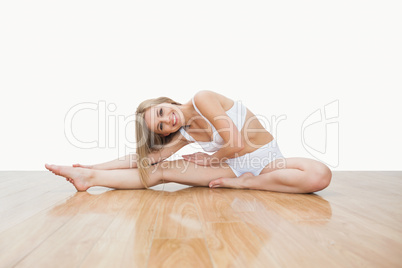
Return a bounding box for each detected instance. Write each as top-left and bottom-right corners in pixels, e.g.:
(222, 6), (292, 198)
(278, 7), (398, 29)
(178, 101), (199, 128)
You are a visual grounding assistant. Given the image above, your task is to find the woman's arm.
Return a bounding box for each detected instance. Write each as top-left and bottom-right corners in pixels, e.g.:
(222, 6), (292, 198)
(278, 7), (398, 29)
(194, 90), (244, 161)
(147, 136), (189, 165)
(73, 154), (138, 170)
(210, 144), (243, 162)
(74, 133), (189, 170)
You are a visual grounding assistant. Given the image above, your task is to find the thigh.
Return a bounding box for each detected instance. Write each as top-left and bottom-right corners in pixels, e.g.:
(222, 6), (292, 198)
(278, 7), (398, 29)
(259, 157), (323, 175)
(152, 159), (237, 186)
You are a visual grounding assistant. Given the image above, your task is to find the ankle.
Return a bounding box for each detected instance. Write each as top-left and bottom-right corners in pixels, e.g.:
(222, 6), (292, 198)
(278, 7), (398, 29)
(84, 168), (96, 187)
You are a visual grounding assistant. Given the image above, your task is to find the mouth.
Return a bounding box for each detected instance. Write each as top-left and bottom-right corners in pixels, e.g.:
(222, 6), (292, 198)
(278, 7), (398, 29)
(172, 112), (177, 126)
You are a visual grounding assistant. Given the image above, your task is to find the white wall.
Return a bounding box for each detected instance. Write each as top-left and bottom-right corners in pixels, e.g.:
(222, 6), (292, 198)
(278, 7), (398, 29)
(1, 0), (401, 170)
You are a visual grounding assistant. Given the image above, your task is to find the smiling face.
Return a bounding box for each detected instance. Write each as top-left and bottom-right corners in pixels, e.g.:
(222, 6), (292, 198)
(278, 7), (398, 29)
(144, 103), (182, 136)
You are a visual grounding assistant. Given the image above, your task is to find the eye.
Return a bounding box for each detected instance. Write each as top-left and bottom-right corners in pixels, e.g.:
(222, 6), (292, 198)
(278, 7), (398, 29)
(159, 109), (163, 131)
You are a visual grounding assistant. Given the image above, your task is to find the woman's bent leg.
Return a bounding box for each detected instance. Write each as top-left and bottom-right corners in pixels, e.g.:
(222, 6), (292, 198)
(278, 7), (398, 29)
(209, 157), (332, 193)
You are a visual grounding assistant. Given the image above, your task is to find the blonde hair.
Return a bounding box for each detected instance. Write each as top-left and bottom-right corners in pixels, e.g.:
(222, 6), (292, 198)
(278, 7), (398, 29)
(135, 97), (182, 188)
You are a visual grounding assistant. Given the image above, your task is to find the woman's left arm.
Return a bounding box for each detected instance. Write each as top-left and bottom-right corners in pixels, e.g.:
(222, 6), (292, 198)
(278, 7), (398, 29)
(210, 143), (243, 162)
(182, 145), (242, 166)
(188, 91), (244, 164)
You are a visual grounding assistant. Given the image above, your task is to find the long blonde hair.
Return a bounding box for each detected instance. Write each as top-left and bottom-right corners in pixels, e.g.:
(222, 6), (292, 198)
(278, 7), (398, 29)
(135, 97), (182, 188)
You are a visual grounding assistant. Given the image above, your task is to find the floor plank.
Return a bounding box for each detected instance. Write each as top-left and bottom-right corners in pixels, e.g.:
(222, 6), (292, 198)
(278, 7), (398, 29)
(153, 189), (203, 239)
(148, 238), (213, 268)
(0, 191), (104, 267)
(0, 185), (75, 233)
(13, 190), (126, 268)
(79, 190), (162, 268)
(204, 221), (280, 267)
(0, 171), (401, 268)
(192, 187), (243, 223)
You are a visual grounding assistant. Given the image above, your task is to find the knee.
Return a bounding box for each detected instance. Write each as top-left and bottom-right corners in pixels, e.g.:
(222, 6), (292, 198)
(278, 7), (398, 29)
(308, 163), (332, 192)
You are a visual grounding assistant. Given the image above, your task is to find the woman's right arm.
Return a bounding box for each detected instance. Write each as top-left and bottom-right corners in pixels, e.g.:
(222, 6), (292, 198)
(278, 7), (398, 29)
(73, 134), (189, 170)
(73, 154), (139, 170)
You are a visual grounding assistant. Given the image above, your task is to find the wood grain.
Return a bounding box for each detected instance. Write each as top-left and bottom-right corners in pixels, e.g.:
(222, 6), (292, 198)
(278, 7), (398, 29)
(0, 171), (401, 268)
(80, 190), (162, 267)
(153, 189), (203, 239)
(148, 238), (212, 268)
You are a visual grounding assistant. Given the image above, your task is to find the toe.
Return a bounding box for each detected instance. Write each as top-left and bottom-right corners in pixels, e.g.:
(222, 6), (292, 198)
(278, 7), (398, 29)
(46, 164), (67, 177)
(51, 165), (62, 176)
(46, 164), (57, 172)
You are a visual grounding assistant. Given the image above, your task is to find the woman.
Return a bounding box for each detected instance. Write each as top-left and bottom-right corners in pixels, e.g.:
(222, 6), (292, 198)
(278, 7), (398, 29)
(45, 90), (332, 193)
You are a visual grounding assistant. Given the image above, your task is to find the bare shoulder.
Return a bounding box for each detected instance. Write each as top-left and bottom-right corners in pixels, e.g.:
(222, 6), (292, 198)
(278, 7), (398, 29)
(193, 90), (234, 111)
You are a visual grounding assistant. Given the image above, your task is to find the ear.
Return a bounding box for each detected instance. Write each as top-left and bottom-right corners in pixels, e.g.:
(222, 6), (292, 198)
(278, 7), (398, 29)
(163, 133), (169, 137)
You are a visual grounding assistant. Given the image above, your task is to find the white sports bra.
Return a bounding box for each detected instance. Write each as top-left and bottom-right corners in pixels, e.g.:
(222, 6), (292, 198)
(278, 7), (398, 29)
(179, 97), (247, 152)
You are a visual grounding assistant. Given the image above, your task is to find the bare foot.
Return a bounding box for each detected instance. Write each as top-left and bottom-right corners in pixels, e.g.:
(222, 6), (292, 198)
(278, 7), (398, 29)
(209, 172), (255, 189)
(45, 164), (93, 191)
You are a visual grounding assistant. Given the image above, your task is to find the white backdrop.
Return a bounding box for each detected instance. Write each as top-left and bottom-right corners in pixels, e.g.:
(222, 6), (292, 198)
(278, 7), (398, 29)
(1, 0), (401, 170)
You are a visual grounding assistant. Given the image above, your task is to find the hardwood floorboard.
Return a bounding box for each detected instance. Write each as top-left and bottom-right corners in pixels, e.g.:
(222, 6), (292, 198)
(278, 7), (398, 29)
(0, 173), (38, 197)
(0, 172), (68, 208)
(204, 221), (280, 267)
(0, 171), (401, 268)
(221, 190), (345, 267)
(148, 238), (213, 268)
(0, 191), (105, 267)
(79, 190), (162, 268)
(153, 189), (203, 239)
(13, 190), (128, 268)
(192, 187), (243, 223)
(0, 185), (75, 233)
(295, 216), (402, 267)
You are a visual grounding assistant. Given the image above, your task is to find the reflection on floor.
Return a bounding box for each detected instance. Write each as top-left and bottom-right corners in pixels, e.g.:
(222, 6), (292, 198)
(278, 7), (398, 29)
(0, 171), (401, 267)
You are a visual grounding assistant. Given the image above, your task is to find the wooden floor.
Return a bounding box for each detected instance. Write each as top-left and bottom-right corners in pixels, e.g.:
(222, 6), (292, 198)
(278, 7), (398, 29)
(0, 171), (401, 268)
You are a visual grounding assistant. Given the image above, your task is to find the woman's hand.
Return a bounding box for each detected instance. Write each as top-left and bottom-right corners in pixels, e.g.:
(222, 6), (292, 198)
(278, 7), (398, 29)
(72, 163), (93, 169)
(182, 152), (213, 166)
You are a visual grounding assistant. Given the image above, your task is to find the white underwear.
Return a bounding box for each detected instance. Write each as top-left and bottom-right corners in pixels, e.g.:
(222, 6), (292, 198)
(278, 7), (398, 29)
(224, 139), (284, 177)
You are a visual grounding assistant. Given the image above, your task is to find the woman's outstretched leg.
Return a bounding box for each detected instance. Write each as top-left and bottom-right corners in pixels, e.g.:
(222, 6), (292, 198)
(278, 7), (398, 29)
(208, 157), (332, 193)
(45, 164), (162, 191)
(45, 160), (236, 191)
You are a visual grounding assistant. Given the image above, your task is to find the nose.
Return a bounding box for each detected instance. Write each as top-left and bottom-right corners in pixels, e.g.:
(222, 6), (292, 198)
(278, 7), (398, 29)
(162, 114), (171, 125)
